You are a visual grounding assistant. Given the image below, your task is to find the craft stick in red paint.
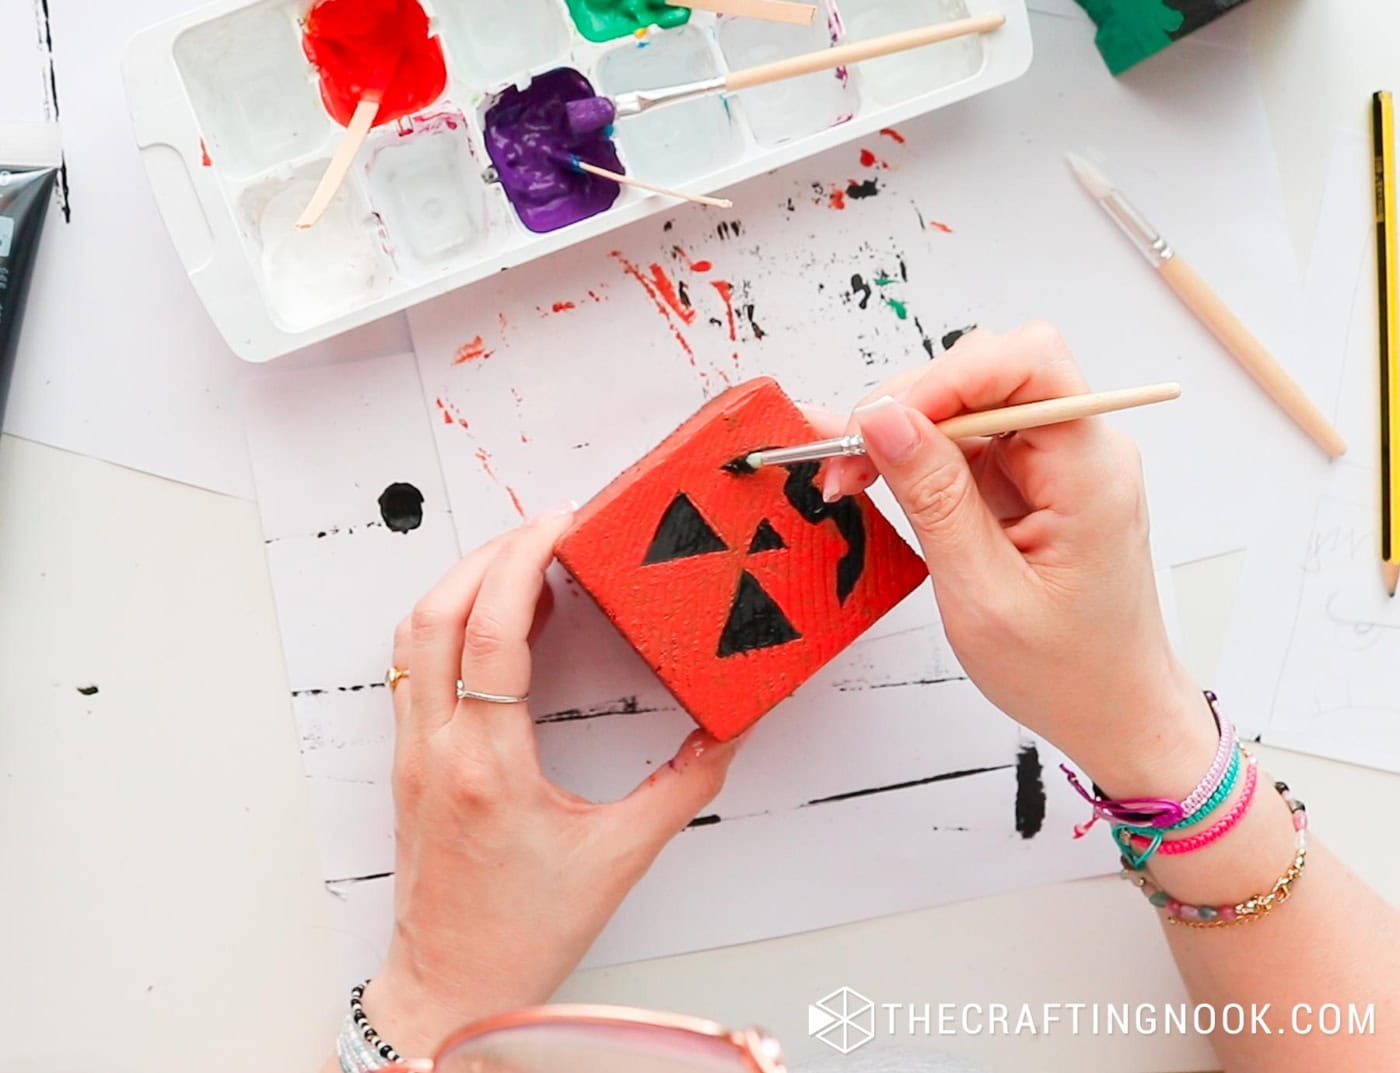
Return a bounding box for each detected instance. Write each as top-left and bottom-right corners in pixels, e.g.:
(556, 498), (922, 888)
(557, 378), (927, 741)
(296, 0), (448, 228)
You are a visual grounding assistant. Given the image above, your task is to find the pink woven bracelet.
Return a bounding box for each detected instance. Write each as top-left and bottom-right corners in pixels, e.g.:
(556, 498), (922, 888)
(1181, 696), (1237, 816)
(1129, 749), (1259, 856)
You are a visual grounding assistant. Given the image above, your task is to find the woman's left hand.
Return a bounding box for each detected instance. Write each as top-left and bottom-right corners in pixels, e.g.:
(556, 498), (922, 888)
(361, 507), (742, 1057)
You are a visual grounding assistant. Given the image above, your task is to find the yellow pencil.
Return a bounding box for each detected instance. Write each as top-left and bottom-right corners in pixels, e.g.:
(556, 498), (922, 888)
(1373, 91), (1400, 597)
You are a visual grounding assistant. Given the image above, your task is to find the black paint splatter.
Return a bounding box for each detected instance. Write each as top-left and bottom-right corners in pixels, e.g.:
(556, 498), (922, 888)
(76, 684), (99, 696)
(942, 324), (977, 351)
(846, 178), (880, 200)
(850, 273), (873, 310)
(677, 279), (692, 308)
(805, 763), (1012, 806)
(1014, 743), (1046, 839)
(783, 461), (866, 604)
(913, 316), (935, 359)
(743, 302), (766, 340)
(644, 493), (727, 563)
(535, 695), (673, 724)
(716, 219), (743, 240)
(717, 571), (802, 657)
(687, 813), (723, 828)
(377, 482), (424, 533)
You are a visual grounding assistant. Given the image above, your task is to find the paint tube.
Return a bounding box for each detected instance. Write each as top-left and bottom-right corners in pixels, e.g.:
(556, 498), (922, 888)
(0, 164), (56, 428)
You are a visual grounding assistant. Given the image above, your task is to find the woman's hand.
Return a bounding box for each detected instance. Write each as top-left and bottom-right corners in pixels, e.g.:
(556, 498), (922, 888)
(816, 323), (1215, 795)
(362, 508), (741, 1056)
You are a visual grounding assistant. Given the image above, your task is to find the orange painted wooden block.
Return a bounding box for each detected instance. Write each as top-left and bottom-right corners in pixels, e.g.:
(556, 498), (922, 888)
(557, 377), (928, 741)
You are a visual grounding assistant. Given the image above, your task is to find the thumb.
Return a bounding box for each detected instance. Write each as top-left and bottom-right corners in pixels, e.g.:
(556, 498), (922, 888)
(855, 397), (1021, 596)
(607, 730), (741, 859)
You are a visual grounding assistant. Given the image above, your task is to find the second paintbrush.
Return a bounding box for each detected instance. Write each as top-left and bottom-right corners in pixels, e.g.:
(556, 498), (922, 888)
(732, 382), (1182, 472)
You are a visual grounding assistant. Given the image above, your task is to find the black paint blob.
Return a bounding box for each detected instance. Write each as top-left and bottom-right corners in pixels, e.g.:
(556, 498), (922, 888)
(1014, 743), (1047, 839)
(850, 272), (873, 310)
(378, 482), (424, 533)
(748, 518), (786, 553)
(845, 178), (880, 200)
(644, 493), (727, 564)
(783, 461), (867, 604)
(942, 324), (978, 351)
(76, 684), (99, 696)
(717, 571), (801, 657)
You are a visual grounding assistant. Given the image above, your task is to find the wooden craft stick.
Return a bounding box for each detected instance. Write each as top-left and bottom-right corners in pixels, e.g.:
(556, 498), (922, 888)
(666, 0), (816, 25)
(573, 159), (733, 208)
(296, 94), (380, 229)
(1157, 257), (1347, 458)
(724, 13), (1005, 92)
(934, 382), (1181, 440)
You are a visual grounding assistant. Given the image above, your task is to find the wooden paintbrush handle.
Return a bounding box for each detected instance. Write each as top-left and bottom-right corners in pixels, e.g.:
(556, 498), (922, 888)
(1158, 256), (1347, 458)
(934, 383), (1182, 440)
(723, 13), (1005, 92)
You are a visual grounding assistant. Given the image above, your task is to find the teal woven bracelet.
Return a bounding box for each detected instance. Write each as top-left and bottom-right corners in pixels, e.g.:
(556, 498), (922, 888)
(1113, 744), (1242, 869)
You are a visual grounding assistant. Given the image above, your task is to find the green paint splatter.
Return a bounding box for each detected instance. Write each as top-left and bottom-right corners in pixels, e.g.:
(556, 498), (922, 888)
(883, 296), (908, 320)
(564, 0), (689, 42)
(1076, 0), (1184, 75)
(873, 274), (895, 286)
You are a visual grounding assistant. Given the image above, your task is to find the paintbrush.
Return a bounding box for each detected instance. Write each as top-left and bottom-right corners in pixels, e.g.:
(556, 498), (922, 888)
(565, 14), (1006, 137)
(666, 0), (817, 24)
(547, 150), (733, 208)
(1066, 151), (1346, 459)
(726, 382), (1182, 472)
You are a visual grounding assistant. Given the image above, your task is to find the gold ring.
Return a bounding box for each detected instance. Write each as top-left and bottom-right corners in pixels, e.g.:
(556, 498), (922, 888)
(385, 666), (410, 690)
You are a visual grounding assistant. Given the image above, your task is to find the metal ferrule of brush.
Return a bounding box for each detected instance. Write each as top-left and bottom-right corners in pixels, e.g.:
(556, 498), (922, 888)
(612, 76), (728, 118)
(1102, 189), (1175, 267)
(749, 434), (867, 469)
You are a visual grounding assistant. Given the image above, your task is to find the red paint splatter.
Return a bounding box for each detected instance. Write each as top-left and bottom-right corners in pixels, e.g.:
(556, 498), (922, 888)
(647, 262), (695, 323)
(859, 148), (877, 167)
(711, 280), (737, 342)
(587, 289), (605, 302)
(879, 127), (906, 144)
(691, 259), (712, 273)
(199, 139), (212, 167)
(551, 300), (576, 313)
(506, 487), (526, 517)
(434, 396), (470, 429)
(474, 449), (527, 518)
(612, 251), (702, 372)
(929, 220), (955, 234)
(453, 336), (492, 363)
(829, 188), (847, 210)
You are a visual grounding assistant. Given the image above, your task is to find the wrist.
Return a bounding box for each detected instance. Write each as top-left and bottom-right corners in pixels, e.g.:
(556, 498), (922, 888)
(360, 959), (476, 1059)
(1065, 666), (1220, 801)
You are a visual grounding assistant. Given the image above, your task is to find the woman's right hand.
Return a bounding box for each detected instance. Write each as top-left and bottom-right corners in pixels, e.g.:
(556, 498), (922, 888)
(815, 323), (1216, 795)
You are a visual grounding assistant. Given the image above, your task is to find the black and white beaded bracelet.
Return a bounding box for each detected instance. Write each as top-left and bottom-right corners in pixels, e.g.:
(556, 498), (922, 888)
(336, 981), (402, 1072)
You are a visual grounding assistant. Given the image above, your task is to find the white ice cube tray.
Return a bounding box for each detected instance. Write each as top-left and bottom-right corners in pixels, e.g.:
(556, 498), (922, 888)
(124, 0), (1031, 362)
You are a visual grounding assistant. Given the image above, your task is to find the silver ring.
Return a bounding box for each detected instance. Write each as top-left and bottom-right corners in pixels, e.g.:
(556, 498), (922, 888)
(456, 680), (529, 704)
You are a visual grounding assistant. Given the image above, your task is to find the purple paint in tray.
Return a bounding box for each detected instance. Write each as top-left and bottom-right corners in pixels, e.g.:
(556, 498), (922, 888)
(484, 67), (623, 233)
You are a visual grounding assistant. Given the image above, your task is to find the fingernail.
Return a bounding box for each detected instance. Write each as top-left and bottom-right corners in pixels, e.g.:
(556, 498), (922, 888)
(668, 729), (719, 771)
(821, 466), (843, 503)
(856, 398), (921, 463)
(529, 500), (578, 523)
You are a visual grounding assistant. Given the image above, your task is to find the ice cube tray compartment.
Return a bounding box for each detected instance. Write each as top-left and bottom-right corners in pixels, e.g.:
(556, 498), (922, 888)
(126, 0), (1032, 360)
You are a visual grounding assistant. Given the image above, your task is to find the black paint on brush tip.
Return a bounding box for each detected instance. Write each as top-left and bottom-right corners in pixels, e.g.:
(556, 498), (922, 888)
(1014, 743), (1047, 839)
(378, 482), (424, 533)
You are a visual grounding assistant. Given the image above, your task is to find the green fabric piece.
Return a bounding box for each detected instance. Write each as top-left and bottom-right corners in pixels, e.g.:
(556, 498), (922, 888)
(1075, 0), (1186, 75)
(564, 0), (690, 43)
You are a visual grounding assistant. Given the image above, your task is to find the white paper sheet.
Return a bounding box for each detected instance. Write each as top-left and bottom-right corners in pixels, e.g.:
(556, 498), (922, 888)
(1220, 130), (1400, 772)
(244, 349), (1118, 982)
(409, 10), (1303, 569)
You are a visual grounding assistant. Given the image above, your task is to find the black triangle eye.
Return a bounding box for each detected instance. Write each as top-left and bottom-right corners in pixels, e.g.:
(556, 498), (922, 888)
(747, 518), (786, 553)
(643, 493), (729, 564)
(717, 571), (802, 657)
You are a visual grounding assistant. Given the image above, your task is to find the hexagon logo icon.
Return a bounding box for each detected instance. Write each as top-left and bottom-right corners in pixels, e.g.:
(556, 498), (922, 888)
(808, 986), (876, 1054)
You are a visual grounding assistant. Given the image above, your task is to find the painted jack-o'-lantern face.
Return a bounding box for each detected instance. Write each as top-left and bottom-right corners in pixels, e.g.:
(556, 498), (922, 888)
(557, 378), (928, 741)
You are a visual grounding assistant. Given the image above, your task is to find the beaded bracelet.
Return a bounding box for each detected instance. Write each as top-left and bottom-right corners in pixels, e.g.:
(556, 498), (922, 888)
(1122, 780), (1308, 927)
(337, 981), (400, 1072)
(1063, 691), (1235, 835)
(1112, 744), (1244, 868)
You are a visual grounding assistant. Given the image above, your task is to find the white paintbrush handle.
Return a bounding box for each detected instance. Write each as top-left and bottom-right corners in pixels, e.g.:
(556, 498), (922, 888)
(573, 160), (733, 208)
(724, 13), (1005, 92)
